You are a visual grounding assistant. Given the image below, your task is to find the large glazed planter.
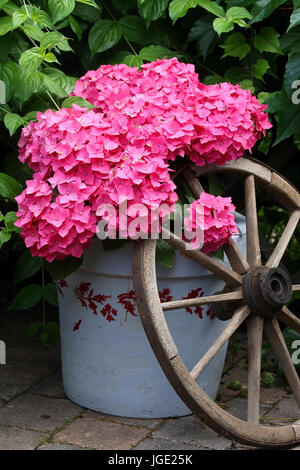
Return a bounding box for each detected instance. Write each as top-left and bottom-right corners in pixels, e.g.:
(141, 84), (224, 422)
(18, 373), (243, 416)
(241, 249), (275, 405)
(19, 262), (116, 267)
(57, 214), (246, 418)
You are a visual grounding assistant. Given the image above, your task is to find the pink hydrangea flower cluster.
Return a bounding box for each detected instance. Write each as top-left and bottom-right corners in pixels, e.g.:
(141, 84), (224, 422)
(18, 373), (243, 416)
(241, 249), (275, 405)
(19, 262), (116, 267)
(184, 192), (239, 253)
(15, 58), (271, 261)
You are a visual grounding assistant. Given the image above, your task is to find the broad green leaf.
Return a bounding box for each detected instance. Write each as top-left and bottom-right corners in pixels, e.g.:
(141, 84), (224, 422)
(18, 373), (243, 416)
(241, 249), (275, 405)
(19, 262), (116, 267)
(284, 53), (300, 96)
(43, 283), (58, 307)
(156, 239), (175, 268)
(253, 27), (282, 54)
(0, 16), (12, 36)
(239, 79), (255, 93)
(14, 249), (42, 285)
(138, 0), (169, 27)
(75, 0), (100, 8)
(61, 96), (95, 109)
(188, 18), (217, 60)
(226, 6), (252, 20)
(24, 110), (38, 123)
(0, 229), (11, 248)
(23, 71), (44, 94)
(12, 8), (28, 29)
(44, 52), (59, 63)
(196, 0), (226, 17)
(4, 112), (24, 136)
(89, 19), (123, 54)
(119, 15), (152, 45)
(40, 31), (72, 52)
(45, 256), (82, 281)
(30, 7), (53, 29)
(258, 91), (286, 113)
(250, 0), (286, 24)
(19, 47), (44, 72)
(169, 0), (194, 21)
(139, 45), (176, 61)
(40, 321), (60, 344)
(213, 17), (234, 36)
(220, 32), (251, 60)
(9, 284), (42, 310)
(287, 8), (300, 32)
(73, 2), (101, 22)
(0, 0), (9, 9)
(280, 30), (300, 52)
(48, 0), (75, 24)
(2, 1), (18, 15)
(122, 54), (144, 67)
(273, 103), (300, 145)
(0, 61), (19, 101)
(42, 73), (68, 98)
(23, 22), (44, 41)
(4, 211), (18, 227)
(253, 58), (270, 80)
(111, 0), (136, 14)
(0, 172), (23, 200)
(69, 15), (82, 41)
(43, 68), (77, 95)
(24, 321), (43, 342)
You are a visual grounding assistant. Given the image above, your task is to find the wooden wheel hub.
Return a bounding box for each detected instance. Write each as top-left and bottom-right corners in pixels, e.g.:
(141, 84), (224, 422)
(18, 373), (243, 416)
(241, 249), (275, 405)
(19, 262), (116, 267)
(243, 266), (292, 318)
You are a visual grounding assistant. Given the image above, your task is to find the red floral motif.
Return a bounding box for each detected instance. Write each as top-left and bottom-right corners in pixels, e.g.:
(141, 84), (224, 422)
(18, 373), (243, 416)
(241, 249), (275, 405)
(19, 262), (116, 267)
(182, 288), (205, 319)
(101, 304), (118, 322)
(117, 290), (138, 317)
(73, 319), (82, 331)
(158, 288), (173, 303)
(206, 307), (215, 320)
(74, 282), (111, 316)
(57, 278), (68, 297)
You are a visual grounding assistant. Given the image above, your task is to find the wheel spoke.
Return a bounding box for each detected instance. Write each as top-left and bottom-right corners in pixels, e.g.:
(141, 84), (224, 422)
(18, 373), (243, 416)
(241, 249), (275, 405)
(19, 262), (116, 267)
(183, 168), (204, 198)
(190, 305), (250, 380)
(224, 239), (250, 275)
(161, 228), (243, 287)
(245, 175), (261, 266)
(162, 290), (243, 312)
(277, 306), (300, 335)
(247, 315), (264, 424)
(266, 210), (300, 268)
(264, 318), (300, 408)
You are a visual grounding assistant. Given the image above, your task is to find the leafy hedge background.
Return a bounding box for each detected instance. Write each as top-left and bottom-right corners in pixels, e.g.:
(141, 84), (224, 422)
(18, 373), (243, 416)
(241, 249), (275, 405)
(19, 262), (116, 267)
(0, 0), (299, 343)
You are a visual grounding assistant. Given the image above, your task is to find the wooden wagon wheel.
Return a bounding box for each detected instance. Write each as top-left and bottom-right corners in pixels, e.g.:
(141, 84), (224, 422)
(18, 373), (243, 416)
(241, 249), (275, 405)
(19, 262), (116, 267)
(132, 156), (300, 449)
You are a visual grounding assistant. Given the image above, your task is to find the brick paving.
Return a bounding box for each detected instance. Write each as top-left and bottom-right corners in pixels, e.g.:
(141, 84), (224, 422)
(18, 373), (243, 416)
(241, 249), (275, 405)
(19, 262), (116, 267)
(0, 311), (299, 450)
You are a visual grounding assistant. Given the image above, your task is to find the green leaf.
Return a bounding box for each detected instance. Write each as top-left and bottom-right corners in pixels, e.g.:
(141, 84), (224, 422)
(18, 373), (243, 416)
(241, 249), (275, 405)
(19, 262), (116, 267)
(0, 229), (11, 248)
(14, 249), (42, 285)
(250, 0), (286, 24)
(196, 0), (226, 18)
(42, 67), (77, 95)
(119, 15), (152, 45)
(0, 172), (23, 200)
(30, 7), (53, 29)
(0, 0), (9, 10)
(24, 321), (43, 342)
(23, 71), (44, 94)
(9, 284), (42, 310)
(220, 32), (251, 60)
(188, 18), (217, 60)
(40, 321), (60, 344)
(88, 19), (123, 54)
(169, 0), (195, 22)
(45, 256), (82, 281)
(213, 17), (234, 36)
(4, 112), (24, 136)
(0, 16), (12, 36)
(253, 58), (270, 80)
(43, 283), (58, 307)
(284, 53), (300, 95)
(253, 27), (282, 54)
(44, 52), (58, 63)
(19, 47), (44, 72)
(122, 54), (144, 67)
(24, 110), (38, 123)
(139, 45), (176, 61)
(0, 61), (19, 102)
(12, 8), (28, 29)
(138, 0), (169, 27)
(287, 7), (300, 32)
(226, 6), (252, 20)
(48, 0), (75, 24)
(69, 15), (82, 41)
(261, 371), (275, 386)
(156, 239), (175, 268)
(73, 2), (101, 22)
(23, 22), (44, 41)
(42, 73), (68, 98)
(61, 96), (95, 109)
(75, 0), (100, 8)
(2, 1), (18, 15)
(258, 90), (286, 113)
(227, 380), (241, 391)
(273, 103), (300, 145)
(40, 31), (73, 52)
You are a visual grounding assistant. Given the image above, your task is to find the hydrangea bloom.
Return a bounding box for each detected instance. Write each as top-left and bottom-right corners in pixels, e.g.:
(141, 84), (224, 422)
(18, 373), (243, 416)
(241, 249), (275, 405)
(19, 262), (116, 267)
(15, 58), (271, 261)
(184, 193), (239, 253)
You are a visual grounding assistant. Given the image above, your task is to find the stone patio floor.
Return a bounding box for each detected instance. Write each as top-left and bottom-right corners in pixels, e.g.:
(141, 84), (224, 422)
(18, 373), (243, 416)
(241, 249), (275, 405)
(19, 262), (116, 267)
(0, 311), (299, 451)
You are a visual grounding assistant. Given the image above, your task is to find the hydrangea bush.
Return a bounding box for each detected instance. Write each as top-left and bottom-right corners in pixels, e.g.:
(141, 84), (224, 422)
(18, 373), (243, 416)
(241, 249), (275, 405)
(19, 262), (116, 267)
(15, 58), (271, 262)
